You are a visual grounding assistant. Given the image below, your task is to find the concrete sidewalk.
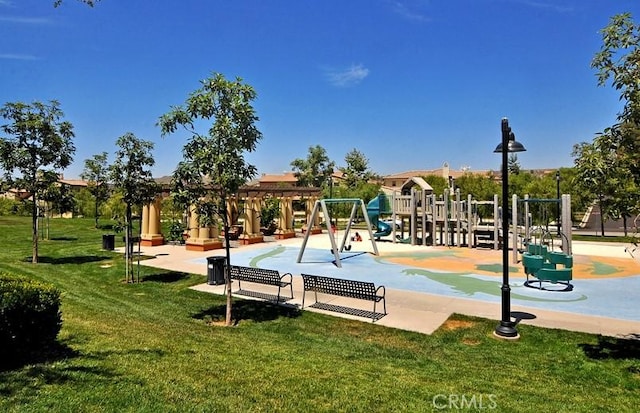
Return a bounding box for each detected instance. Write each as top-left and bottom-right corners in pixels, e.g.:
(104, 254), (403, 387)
(137, 238), (640, 339)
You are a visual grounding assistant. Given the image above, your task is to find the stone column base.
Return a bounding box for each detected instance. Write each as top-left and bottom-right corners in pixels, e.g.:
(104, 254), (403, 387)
(275, 230), (296, 240)
(239, 235), (264, 245)
(141, 234), (165, 247)
(185, 239), (224, 251)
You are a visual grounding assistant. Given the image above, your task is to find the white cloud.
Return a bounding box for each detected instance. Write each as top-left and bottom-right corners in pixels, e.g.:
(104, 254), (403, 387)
(325, 64), (370, 87)
(510, 0), (574, 13)
(0, 16), (52, 24)
(390, 0), (431, 23)
(0, 53), (39, 60)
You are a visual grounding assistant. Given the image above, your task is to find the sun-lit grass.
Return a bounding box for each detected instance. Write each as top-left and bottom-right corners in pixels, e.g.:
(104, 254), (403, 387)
(573, 233), (639, 243)
(0, 216), (638, 412)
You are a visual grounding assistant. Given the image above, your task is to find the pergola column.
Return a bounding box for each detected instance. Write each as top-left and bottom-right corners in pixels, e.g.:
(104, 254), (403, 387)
(304, 196), (322, 235)
(275, 196), (295, 239)
(141, 204), (150, 235)
(243, 198), (254, 235)
(240, 197), (264, 245)
(253, 197), (262, 234)
(141, 197), (164, 247)
(185, 203), (223, 251)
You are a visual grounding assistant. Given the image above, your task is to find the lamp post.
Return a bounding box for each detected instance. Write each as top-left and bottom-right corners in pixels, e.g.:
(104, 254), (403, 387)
(493, 117), (526, 338)
(556, 170), (561, 237)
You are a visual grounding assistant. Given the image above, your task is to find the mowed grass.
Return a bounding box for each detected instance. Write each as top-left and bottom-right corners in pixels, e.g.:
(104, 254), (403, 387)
(0, 216), (639, 412)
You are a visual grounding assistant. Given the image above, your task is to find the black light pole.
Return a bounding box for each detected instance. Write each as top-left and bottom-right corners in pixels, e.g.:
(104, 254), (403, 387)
(556, 170), (561, 237)
(493, 118), (526, 338)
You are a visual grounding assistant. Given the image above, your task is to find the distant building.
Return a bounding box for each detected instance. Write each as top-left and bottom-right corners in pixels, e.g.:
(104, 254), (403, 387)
(256, 170), (345, 188)
(257, 172), (299, 188)
(381, 162), (492, 189)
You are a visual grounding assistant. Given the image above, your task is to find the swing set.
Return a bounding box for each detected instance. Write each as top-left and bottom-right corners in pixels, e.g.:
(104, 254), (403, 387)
(296, 198), (379, 268)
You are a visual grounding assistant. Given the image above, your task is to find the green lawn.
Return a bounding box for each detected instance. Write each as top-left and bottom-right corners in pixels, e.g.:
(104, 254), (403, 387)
(1, 216), (638, 412)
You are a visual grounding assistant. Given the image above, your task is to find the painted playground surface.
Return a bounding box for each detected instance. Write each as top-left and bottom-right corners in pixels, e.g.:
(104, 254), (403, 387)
(192, 242), (640, 322)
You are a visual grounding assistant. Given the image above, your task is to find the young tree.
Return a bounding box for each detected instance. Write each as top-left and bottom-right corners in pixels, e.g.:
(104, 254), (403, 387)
(508, 153), (521, 175)
(455, 173), (500, 201)
(572, 13), (640, 235)
(572, 140), (614, 236)
(592, 13), (640, 126)
(81, 152), (111, 228)
(339, 148), (374, 188)
(291, 145), (335, 188)
(422, 174), (448, 197)
(109, 132), (158, 283)
(0, 100), (75, 263)
(40, 182), (77, 238)
(158, 73), (262, 326)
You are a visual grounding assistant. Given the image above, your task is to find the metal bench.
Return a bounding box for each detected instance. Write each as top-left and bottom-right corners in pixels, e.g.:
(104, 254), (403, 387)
(228, 265), (293, 302)
(300, 274), (386, 322)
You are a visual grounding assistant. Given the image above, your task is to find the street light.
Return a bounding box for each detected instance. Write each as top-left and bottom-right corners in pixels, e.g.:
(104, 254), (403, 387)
(493, 117), (526, 338)
(556, 170), (561, 237)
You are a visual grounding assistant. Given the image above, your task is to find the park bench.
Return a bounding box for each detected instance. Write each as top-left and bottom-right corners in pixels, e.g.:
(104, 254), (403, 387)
(228, 265), (293, 302)
(300, 274), (386, 322)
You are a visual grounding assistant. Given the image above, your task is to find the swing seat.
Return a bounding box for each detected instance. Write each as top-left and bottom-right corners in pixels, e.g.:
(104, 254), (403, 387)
(548, 251), (572, 268)
(522, 253), (544, 274)
(527, 243), (547, 257)
(536, 268), (572, 283)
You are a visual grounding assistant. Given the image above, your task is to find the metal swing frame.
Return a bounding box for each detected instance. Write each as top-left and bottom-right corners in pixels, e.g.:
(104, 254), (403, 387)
(296, 198), (379, 268)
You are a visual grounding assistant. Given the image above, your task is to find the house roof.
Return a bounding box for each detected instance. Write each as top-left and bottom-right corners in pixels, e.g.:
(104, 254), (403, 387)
(59, 178), (88, 187)
(259, 172), (298, 183)
(400, 176), (433, 193)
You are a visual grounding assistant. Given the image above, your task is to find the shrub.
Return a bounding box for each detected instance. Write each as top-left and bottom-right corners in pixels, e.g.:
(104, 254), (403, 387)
(0, 273), (62, 361)
(260, 195), (280, 229)
(0, 198), (31, 216)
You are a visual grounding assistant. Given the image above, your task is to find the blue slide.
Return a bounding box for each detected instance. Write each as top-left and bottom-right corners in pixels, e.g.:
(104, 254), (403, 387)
(367, 194), (393, 239)
(373, 219), (392, 238)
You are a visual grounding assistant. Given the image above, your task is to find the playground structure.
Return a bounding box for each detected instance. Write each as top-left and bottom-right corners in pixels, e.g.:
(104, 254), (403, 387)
(138, 177), (575, 290)
(374, 179), (573, 263)
(297, 198), (379, 268)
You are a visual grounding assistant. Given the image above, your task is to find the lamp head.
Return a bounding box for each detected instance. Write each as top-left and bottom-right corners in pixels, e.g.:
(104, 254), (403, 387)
(494, 118), (526, 153)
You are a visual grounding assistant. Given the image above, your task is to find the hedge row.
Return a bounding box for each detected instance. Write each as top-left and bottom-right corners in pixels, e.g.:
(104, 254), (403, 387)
(0, 273), (62, 361)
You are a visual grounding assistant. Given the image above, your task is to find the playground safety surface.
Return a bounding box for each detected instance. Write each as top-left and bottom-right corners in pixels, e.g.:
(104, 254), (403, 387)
(138, 232), (640, 338)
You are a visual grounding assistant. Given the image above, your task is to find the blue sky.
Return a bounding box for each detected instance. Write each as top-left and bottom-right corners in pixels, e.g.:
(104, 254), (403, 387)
(1, 0), (638, 179)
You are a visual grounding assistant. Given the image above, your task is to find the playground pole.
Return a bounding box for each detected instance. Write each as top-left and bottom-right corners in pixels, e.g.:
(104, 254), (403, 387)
(556, 171), (561, 237)
(493, 117), (526, 339)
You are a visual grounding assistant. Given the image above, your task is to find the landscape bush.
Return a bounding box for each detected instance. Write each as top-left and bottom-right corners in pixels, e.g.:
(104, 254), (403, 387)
(0, 273), (62, 362)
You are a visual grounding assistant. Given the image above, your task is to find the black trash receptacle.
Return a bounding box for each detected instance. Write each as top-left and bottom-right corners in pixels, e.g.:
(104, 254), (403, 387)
(207, 256), (226, 285)
(102, 234), (115, 251)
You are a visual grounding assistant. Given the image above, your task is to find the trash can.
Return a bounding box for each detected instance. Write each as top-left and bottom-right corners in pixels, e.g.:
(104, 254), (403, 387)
(102, 234), (115, 251)
(207, 256), (226, 285)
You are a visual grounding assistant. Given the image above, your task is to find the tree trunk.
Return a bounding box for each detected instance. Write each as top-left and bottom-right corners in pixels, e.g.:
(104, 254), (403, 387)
(95, 199), (99, 228)
(222, 196), (233, 326)
(598, 196), (606, 237)
(125, 204), (133, 283)
(623, 215), (628, 237)
(32, 197), (39, 264)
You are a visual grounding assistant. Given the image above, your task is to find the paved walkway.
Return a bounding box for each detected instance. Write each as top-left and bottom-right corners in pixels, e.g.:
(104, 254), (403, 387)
(136, 234), (640, 338)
